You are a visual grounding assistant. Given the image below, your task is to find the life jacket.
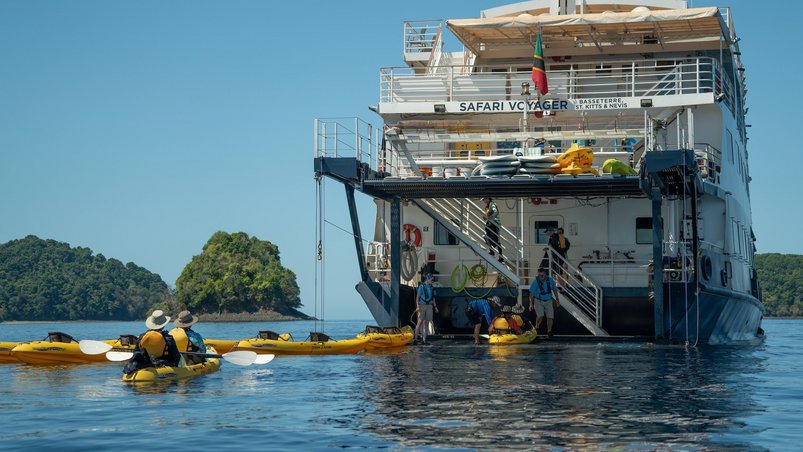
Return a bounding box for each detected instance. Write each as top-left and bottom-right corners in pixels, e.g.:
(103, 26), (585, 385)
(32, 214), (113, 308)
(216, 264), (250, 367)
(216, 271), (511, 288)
(419, 284), (434, 304)
(492, 317), (511, 331)
(168, 327), (190, 352)
(137, 330), (181, 366)
(492, 315), (522, 334)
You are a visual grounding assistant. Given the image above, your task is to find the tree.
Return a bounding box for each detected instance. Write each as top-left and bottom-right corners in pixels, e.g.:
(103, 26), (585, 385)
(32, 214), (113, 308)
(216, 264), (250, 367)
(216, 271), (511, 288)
(755, 253), (803, 317)
(174, 231), (301, 314)
(0, 235), (170, 321)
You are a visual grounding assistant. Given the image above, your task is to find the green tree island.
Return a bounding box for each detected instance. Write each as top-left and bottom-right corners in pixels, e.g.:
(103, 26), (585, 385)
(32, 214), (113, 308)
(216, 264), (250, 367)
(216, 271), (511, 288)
(0, 235), (170, 321)
(174, 231), (302, 316)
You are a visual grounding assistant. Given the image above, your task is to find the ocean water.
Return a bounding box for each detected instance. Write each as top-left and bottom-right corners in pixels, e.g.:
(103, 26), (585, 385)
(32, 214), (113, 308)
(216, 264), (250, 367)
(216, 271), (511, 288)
(0, 319), (801, 451)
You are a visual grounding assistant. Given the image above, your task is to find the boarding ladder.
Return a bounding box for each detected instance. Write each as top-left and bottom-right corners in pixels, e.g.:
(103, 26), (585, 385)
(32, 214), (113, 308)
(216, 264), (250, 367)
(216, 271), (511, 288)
(543, 247), (609, 336)
(416, 197), (608, 336)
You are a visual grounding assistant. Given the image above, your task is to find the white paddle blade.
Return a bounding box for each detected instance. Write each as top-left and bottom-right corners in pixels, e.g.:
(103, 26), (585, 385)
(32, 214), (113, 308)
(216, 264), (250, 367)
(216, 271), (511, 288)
(79, 339), (114, 355)
(106, 351), (134, 361)
(221, 350), (257, 366)
(479, 334), (490, 339)
(253, 354), (275, 365)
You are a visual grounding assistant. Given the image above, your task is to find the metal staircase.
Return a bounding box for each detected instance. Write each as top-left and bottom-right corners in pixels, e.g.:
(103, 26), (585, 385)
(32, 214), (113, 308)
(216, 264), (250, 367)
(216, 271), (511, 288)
(414, 198), (520, 284)
(544, 249), (609, 336)
(415, 197), (609, 336)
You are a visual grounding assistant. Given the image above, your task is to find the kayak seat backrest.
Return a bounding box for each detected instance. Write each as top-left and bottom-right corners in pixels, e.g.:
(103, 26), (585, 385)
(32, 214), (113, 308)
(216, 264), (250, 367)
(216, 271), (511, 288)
(364, 326), (383, 334)
(258, 330), (281, 340)
(381, 327), (402, 335)
(119, 334), (138, 346)
(308, 332), (331, 343)
(47, 332), (75, 343)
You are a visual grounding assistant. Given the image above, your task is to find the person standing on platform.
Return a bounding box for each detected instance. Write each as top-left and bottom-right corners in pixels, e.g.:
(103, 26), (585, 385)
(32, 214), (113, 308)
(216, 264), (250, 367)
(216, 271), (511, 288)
(414, 274), (438, 345)
(551, 227), (571, 287)
(528, 268), (560, 338)
(482, 197), (503, 262)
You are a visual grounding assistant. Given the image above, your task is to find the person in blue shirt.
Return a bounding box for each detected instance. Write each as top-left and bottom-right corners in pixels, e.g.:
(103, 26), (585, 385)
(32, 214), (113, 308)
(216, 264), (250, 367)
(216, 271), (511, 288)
(528, 268), (560, 338)
(467, 296), (501, 344)
(169, 310), (207, 364)
(414, 274), (438, 345)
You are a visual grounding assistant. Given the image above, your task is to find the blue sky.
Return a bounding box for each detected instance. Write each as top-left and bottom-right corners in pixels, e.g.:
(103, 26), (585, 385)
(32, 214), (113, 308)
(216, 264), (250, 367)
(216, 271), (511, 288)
(0, 1), (796, 320)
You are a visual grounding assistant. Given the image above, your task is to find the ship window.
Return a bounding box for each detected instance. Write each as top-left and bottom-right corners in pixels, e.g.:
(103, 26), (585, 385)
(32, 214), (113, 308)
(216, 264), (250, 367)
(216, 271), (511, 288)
(533, 220), (559, 244)
(434, 221), (458, 245)
(636, 217), (653, 244)
(727, 130), (734, 163)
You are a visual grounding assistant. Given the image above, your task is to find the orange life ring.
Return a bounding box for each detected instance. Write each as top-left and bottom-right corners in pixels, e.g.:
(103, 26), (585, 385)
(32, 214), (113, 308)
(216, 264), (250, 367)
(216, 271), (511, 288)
(403, 223), (422, 248)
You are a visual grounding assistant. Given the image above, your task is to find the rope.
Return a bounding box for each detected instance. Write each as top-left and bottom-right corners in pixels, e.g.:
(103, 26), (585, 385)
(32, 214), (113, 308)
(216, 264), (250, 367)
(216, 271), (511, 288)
(451, 263), (469, 292)
(468, 263), (487, 286)
(401, 246), (418, 281)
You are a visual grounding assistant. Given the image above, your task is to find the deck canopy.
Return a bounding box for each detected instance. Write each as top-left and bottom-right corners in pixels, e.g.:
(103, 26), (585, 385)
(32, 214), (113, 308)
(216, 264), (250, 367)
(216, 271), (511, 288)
(447, 7), (726, 54)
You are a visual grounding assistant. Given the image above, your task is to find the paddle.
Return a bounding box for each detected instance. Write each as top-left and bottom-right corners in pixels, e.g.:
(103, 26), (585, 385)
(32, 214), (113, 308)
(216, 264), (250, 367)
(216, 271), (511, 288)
(80, 339), (274, 366)
(104, 349), (269, 366)
(79, 339), (128, 355)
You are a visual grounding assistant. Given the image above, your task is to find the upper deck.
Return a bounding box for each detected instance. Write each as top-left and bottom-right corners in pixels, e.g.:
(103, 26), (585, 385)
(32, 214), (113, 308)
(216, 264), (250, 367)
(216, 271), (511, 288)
(386, 5), (742, 120)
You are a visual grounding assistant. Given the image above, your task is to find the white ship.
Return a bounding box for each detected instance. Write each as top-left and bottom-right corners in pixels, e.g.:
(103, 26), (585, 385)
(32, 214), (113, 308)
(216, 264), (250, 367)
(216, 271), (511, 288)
(314, 0), (762, 344)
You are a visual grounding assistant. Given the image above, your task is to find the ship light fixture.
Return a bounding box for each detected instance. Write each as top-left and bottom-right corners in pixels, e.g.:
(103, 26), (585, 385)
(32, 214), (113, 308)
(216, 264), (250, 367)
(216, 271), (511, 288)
(640, 98), (653, 107)
(434, 104), (446, 113)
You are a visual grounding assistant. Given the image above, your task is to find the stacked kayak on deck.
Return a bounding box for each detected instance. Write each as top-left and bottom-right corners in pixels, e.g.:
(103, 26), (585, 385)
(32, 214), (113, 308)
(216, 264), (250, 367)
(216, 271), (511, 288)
(236, 331), (369, 355)
(11, 332), (137, 365)
(122, 347), (222, 384)
(357, 326), (414, 350)
(488, 330), (538, 345)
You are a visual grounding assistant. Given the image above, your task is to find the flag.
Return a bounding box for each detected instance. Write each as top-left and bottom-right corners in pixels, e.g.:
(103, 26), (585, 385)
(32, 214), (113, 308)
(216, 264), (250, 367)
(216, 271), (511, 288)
(531, 31), (548, 95)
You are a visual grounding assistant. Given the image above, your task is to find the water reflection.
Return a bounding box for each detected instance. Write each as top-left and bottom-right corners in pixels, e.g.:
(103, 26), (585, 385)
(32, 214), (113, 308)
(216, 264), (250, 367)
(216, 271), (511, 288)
(352, 342), (767, 450)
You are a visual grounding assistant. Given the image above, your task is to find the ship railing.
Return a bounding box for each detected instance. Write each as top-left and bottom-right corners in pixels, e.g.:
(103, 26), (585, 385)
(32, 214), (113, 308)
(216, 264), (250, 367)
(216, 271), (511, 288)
(380, 56), (726, 104)
(693, 143), (722, 183)
(314, 117), (385, 173)
(404, 20), (442, 58)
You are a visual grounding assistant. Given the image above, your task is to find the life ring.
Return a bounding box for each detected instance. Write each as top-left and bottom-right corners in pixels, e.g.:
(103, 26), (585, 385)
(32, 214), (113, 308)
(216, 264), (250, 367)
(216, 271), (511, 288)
(403, 223), (422, 248)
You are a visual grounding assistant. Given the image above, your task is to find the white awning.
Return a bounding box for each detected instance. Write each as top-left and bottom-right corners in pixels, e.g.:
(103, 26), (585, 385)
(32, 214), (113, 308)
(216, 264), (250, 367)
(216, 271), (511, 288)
(447, 7), (725, 54)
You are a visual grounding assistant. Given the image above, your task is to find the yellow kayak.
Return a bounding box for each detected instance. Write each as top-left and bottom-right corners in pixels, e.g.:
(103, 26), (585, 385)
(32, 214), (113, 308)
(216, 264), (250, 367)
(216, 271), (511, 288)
(488, 330), (538, 345)
(122, 347), (221, 383)
(12, 332), (136, 365)
(357, 326), (414, 350)
(236, 331), (369, 355)
(203, 338), (238, 354)
(0, 341), (21, 364)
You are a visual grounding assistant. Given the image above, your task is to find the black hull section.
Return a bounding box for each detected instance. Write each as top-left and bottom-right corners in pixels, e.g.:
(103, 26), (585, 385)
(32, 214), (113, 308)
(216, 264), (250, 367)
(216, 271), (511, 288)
(358, 282), (764, 344)
(664, 283), (764, 344)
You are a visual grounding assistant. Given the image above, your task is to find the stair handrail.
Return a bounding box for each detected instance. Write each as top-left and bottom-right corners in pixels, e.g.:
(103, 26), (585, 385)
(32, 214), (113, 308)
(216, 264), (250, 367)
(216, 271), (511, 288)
(546, 246), (604, 327)
(423, 198), (523, 263)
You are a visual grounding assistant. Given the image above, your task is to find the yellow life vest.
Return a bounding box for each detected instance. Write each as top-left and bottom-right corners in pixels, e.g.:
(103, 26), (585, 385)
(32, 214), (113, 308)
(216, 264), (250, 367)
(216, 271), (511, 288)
(168, 327), (190, 352)
(492, 317), (511, 330)
(140, 330), (167, 358)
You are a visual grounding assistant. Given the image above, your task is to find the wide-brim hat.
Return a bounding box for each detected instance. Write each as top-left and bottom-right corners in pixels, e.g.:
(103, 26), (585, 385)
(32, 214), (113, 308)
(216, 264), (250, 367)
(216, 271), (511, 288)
(145, 309), (171, 329)
(425, 274), (434, 280)
(502, 305), (512, 313)
(173, 310), (199, 328)
(512, 304), (525, 314)
(490, 296), (501, 305)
